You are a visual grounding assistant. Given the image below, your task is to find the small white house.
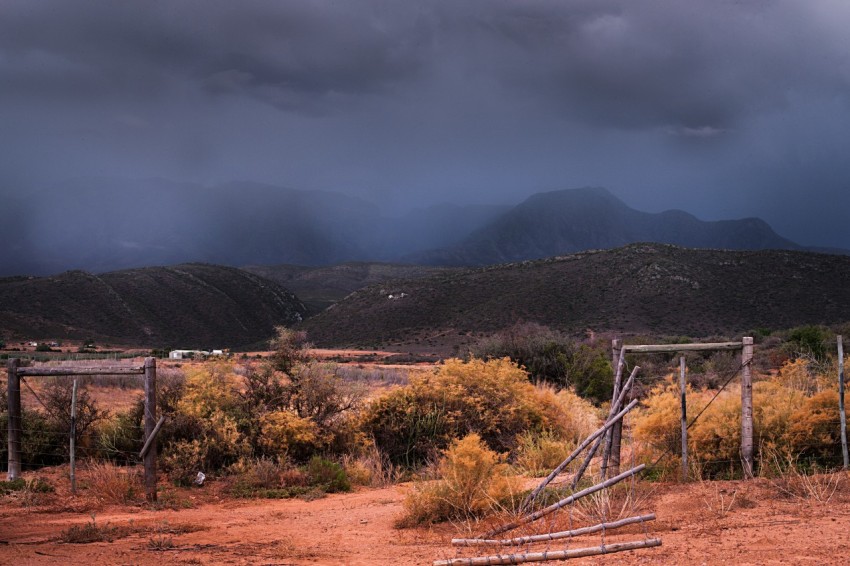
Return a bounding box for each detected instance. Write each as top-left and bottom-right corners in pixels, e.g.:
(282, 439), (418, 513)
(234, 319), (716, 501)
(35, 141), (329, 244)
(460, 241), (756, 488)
(169, 349), (209, 360)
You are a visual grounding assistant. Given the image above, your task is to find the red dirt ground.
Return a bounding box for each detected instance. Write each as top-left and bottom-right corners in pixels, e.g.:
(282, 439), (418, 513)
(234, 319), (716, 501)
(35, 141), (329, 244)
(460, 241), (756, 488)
(3, 468), (850, 565)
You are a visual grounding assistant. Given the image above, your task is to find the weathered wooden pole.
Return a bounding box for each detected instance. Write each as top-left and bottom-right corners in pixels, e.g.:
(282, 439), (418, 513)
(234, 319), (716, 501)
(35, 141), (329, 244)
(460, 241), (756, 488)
(143, 357), (158, 502)
(740, 337), (754, 479)
(679, 356), (688, 482)
(435, 538), (662, 565)
(6, 359), (22, 481)
(571, 367), (639, 490)
(609, 339), (624, 478)
(522, 398), (639, 508)
(838, 335), (848, 470)
(602, 341), (625, 479)
(70, 379), (78, 494)
(480, 464), (645, 538)
(452, 513), (656, 547)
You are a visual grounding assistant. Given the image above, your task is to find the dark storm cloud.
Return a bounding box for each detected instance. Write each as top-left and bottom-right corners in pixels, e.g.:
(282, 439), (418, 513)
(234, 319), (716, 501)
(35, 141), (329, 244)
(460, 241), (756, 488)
(3, 1), (847, 124)
(1, 0), (849, 249)
(0, 1), (433, 111)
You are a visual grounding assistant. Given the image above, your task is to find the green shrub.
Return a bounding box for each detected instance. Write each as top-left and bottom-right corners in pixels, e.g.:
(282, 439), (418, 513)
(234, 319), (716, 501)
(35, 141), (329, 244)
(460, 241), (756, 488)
(473, 323), (613, 402)
(306, 456), (350, 493)
(786, 325), (830, 362)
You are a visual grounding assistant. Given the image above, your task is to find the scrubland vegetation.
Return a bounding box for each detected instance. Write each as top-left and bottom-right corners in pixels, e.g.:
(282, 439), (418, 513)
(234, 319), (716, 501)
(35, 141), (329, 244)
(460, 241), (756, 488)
(2, 324), (849, 531)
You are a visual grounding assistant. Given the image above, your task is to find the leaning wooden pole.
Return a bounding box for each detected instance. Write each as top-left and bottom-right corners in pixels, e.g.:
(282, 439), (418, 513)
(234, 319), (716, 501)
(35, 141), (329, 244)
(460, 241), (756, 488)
(143, 357), (158, 502)
(434, 538), (662, 566)
(452, 513), (657, 547)
(522, 398), (639, 509)
(571, 366), (639, 490)
(601, 344), (626, 479)
(606, 340), (626, 478)
(838, 335), (848, 470)
(740, 337), (754, 479)
(480, 464), (646, 539)
(6, 359), (22, 481)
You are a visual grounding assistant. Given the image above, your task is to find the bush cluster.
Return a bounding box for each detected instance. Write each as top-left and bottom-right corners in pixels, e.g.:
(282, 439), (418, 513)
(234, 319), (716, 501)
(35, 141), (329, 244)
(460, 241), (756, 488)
(472, 322), (613, 402)
(633, 357), (846, 477)
(361, 357), (599, 468)
(399, 433), (520, 526)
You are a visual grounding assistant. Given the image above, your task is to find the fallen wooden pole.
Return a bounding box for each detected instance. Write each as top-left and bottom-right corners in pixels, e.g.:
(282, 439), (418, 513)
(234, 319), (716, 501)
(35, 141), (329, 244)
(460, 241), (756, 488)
(139, 415), (166, 459)
(480, 464), (646, 538)
(522, 398), (639, 509)
(434, 538), (662, 566)
(452, 513), (656, 547)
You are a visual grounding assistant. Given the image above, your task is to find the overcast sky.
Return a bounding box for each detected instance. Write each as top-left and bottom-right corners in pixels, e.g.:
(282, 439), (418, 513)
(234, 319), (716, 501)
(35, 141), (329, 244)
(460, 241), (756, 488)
(2, 0), (849, 247)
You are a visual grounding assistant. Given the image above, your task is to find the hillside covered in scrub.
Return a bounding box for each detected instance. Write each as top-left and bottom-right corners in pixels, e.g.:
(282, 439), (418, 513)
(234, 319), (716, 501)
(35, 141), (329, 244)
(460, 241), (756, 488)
(0, 264), (306, 348)
(301, 244), (850, 348)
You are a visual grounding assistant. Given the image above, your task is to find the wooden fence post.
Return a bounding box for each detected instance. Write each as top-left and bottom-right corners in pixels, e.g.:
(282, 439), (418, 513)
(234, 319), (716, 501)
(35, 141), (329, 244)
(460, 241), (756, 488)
(740, 337), (754, 479)
(70, 379), (78, 494)
(838, 335), (848, 470)
(143, 357), (157, 502)
(679, 356), (688, 481)
(6, 359), (22, 481)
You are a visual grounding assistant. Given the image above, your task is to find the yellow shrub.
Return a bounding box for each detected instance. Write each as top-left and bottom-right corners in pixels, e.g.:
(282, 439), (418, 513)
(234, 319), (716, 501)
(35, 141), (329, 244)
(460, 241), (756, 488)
(785, 390), (841, 461)
(399, 433), (520, 526)
(259, 410), (324, 459)
(178, 362), (240, 419)
(513, 429), (574, 477)
(362, 357), (598, 467)
(633, 377), (707, 457)
(531, 382), (600, 444)
(688, 390), (740, 465)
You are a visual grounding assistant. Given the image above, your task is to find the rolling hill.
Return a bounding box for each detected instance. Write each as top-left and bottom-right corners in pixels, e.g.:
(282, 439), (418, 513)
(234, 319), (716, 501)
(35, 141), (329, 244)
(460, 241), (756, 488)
(407, 187), (802, 265)
(0, 264), (306, 348)
(301, 244), (850, 348)
(242, 262), (460, 314)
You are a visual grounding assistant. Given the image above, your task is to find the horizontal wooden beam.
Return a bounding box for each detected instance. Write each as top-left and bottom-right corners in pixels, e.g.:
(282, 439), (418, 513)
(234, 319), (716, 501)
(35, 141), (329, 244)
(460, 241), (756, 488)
(16, 366), (145, 377)
(622, 341), (743, 354)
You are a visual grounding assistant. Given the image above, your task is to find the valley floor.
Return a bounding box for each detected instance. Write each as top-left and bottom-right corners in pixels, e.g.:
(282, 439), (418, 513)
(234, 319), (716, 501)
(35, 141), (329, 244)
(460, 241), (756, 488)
(2, 470), (850, 565)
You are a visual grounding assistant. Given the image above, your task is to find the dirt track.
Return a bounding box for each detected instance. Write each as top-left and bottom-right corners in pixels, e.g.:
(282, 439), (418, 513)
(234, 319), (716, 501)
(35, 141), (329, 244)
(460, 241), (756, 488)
(3, 472), (850, 565)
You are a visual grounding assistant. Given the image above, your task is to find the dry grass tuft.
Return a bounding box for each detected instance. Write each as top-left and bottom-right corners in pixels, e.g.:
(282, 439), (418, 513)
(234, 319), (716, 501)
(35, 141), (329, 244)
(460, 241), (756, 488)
(84, 461), (144, 504)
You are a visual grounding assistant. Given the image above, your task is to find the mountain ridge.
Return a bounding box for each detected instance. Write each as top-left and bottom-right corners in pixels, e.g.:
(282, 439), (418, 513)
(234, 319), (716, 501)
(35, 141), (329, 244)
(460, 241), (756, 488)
(301, 243), (850, 349)
(0, 263), (306, 348)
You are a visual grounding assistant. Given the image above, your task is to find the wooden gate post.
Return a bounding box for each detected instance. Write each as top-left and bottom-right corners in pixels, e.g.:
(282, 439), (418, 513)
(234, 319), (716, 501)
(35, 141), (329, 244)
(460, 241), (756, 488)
(679, 356), (688, 481)
(609, 339), (623, 477)
(838, 336), (848, 470)
(143, 357), (158, 502)
(740, 337), (754, 479)
(6, 359), (22, 481)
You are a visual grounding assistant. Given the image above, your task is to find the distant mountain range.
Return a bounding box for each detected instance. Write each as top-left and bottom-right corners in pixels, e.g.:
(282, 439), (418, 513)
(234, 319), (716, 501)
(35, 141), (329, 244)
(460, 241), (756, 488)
(2, 178), (834, 277)
(301, 244), (850, 349)
(0, 264), (305, 348)
(405, 187), (801, 265)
